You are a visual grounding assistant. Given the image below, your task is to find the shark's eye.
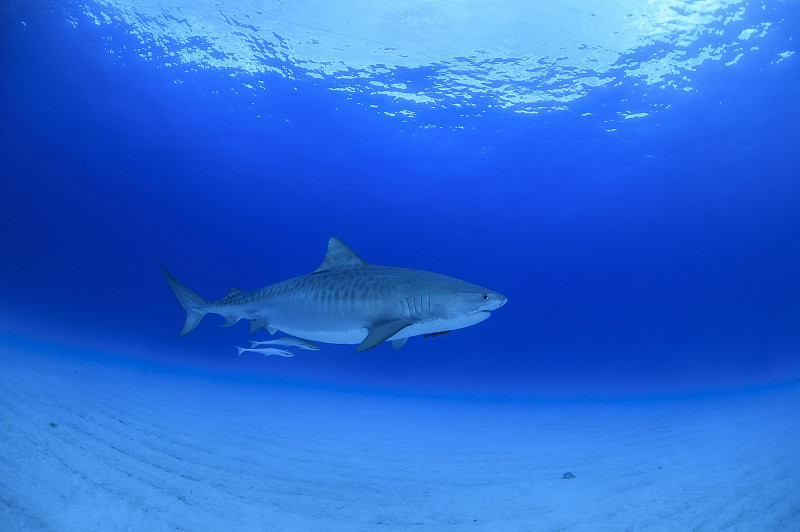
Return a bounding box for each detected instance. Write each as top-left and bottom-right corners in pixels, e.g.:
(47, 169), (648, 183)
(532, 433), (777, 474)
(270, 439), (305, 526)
(483, 295), (488, 300)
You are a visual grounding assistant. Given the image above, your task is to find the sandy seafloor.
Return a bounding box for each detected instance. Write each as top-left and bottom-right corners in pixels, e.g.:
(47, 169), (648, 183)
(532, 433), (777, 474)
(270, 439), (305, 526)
(1, 342), (799, 532)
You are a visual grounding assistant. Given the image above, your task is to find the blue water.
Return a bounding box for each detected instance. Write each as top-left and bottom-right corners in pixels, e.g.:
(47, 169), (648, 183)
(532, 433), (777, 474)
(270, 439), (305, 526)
(3, 0), (799, 397)
(2, 1), (800, 530)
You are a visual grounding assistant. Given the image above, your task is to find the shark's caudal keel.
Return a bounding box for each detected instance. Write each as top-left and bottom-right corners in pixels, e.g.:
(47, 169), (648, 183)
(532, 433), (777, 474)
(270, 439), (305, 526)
(160, 237), (507, 352)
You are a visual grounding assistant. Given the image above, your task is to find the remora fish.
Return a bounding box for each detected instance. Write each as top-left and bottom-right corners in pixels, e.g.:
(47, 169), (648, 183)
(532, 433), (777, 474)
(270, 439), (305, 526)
(249, 337), (320, 350)
(236, 346), (294, 358)
(160, 237), (507, 352)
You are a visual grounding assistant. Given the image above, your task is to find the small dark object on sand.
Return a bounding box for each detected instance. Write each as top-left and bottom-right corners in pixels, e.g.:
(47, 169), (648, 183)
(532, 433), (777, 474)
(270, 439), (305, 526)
(562, 472), (575, 479)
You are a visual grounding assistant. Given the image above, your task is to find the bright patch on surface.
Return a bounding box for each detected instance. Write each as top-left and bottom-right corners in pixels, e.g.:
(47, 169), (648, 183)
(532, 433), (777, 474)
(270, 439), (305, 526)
(70, 0), (785, 119)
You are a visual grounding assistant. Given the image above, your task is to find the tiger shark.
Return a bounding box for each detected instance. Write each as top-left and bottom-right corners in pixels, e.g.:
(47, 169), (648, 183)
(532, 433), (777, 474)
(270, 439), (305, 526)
(160, 237), (507, 352)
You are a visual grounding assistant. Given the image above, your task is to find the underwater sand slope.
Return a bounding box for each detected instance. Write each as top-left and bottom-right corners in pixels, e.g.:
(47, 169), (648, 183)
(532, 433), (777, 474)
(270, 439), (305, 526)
(0, 345), (798, 531)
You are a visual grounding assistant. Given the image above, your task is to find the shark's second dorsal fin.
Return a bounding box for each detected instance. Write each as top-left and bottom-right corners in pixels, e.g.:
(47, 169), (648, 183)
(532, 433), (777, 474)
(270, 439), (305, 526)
(225, 287), (243, 297)
(313, 237), (369, 273)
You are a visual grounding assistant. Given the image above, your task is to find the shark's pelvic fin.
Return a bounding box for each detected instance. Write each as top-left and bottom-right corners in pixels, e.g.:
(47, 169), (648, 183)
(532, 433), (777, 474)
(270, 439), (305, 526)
(249, 318), (269, 333)
(313, 237), (369, 273)
(356, 319), (413, 352)
(392, 338), (408, 350)
(159, 261), (207, 337)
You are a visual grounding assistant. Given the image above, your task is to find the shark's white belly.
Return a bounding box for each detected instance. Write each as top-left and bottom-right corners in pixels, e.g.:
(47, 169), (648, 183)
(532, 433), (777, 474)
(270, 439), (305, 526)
(276, 327), (366, 344)
(274, 311), (491, 345)
(392, 311), (491, 339)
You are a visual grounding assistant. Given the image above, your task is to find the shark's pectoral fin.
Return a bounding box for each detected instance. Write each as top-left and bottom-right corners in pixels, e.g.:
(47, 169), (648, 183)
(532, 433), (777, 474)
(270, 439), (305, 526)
(392, 338), (408, 350)
(356, 320), (413, 353)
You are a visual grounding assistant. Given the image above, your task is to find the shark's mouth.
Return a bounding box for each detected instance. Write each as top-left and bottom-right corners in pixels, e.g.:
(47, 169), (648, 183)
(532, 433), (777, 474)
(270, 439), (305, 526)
(468, 310), (492, 322)
(479, 300), (506, 312)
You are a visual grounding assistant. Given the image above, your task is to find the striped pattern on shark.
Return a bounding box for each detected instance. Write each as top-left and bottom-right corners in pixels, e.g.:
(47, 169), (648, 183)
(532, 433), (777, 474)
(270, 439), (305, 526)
(160, 237), (507, 352)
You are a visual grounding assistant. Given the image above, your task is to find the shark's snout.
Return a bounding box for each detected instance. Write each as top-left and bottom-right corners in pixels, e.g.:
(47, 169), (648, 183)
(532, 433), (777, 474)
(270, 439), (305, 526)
(483, 291), (507, 311)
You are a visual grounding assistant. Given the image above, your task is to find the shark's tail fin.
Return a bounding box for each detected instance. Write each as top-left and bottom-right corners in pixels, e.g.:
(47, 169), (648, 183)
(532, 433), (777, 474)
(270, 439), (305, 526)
(159, 261), (207, 337)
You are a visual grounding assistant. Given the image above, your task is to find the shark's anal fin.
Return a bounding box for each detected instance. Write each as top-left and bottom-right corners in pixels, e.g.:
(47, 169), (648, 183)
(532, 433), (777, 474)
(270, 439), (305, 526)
(392, 338), (408, 350)
(356, 320), (413, 353)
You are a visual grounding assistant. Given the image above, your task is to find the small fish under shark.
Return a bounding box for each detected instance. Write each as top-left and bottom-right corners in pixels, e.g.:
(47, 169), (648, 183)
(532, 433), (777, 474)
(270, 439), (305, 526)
(249, 336), (320, 350)
(160, 237), (507, 352)
(236, 346), (294, 358)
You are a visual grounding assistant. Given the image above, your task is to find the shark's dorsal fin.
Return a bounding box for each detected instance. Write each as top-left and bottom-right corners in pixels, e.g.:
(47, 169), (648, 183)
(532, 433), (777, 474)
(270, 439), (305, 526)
(225, 287), (243, 298)
(313, 237), (369, 273)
